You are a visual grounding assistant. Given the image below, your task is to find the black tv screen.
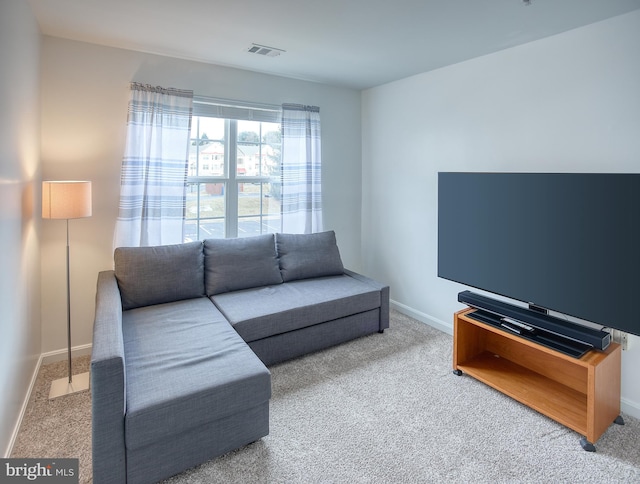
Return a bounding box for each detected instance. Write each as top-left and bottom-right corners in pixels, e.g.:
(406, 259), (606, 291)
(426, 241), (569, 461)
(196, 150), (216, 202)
(438, 172), (640, 337)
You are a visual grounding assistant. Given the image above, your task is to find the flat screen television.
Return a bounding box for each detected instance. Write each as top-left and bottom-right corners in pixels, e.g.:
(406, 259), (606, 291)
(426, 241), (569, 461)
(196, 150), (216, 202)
(438, 172), (640, 339)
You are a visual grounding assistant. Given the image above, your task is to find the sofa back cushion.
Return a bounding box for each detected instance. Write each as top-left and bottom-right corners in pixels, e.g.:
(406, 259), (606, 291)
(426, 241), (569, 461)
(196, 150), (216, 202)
(204, 234), (283, 295)
(275, 231), (344, 282)
(114, 241), (205, 310)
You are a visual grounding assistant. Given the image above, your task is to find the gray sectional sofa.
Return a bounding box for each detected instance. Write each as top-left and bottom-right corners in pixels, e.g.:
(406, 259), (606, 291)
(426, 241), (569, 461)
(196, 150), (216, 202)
(91, 231), (389, 484)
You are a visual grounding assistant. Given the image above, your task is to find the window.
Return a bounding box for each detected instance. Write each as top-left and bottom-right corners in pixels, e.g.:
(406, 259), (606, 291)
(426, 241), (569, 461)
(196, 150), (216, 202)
(185, 100), (282, 241)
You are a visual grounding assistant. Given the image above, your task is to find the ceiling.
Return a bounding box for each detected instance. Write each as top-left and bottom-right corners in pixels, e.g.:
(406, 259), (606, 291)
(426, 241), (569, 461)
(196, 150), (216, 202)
(27, 0), (640, 90)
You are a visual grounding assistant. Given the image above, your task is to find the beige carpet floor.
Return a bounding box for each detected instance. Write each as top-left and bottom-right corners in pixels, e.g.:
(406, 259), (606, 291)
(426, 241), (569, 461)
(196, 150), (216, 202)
(11, 310), (640, 483)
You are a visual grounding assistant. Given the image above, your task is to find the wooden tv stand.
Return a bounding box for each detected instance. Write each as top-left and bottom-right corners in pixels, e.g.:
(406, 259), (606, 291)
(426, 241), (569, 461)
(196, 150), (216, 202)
(453, 308), (623, 450)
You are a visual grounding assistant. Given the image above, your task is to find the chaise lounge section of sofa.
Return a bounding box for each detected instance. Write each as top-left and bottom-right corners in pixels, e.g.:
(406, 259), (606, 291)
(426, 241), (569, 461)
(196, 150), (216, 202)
(91, 231), (389, 484)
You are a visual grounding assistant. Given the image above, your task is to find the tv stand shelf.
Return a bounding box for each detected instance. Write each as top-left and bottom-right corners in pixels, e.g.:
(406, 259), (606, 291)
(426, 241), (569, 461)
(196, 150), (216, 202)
(453, 308), (622, 450)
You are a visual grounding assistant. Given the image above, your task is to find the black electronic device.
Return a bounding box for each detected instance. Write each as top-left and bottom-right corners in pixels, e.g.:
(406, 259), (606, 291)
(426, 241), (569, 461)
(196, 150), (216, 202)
(458, 290), (610, 352)
(438, 172), (640, 343)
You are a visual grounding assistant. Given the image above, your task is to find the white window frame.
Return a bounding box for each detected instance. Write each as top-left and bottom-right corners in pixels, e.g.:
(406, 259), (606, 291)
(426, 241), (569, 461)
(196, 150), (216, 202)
(188, 97), (282, 240)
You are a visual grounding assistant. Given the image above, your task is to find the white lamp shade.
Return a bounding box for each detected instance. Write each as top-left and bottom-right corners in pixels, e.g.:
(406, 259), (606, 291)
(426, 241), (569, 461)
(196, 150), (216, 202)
(42, 181), (92, 219)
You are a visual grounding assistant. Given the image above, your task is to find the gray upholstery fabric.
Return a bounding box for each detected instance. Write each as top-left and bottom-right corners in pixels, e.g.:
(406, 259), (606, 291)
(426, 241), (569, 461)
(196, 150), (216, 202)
(114, 241), (205, 310)
(91, 271), (127, 484)
(126, 404), (269, 484)
(212, 274), (380, 343)
(345, 268), (391, 332)
(204, 234), (283, 295)
(275, 231), (344, 282)
(122, 297), (271, 450)
(249, 309), (381, 366)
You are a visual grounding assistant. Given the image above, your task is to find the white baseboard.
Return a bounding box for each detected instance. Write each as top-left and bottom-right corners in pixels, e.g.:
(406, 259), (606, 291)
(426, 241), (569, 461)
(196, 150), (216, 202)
(621, 397), (640, 420)
(4, 344), (93, 458)
(41, 344), (93, 365)
(391, 299), (453, 335)
(4, 354), (43, 458)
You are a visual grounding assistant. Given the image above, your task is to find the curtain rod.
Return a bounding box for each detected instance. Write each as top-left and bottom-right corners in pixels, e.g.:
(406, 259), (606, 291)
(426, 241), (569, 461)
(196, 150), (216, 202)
(193, 95), (281, 113)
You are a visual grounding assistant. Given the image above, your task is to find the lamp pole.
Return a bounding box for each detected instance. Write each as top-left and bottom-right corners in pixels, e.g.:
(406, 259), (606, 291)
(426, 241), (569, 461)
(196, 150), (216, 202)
(66, 218), (72, 384)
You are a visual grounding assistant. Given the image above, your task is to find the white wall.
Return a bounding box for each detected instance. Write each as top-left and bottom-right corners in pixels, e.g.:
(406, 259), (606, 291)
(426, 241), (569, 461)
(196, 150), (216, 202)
(40, 37), (362, 354)
(362, 10), (640, 417)
(0, 0), (42, 456)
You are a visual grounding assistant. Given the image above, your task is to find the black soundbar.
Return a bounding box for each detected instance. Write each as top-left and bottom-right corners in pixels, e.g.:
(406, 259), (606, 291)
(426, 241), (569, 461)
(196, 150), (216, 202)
(458, 290), (611, 351)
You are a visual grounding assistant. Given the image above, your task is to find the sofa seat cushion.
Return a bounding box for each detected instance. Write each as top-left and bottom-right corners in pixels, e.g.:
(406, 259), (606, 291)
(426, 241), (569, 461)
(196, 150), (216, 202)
(211, 274), (381, 343)
(122, 297), (271, 451)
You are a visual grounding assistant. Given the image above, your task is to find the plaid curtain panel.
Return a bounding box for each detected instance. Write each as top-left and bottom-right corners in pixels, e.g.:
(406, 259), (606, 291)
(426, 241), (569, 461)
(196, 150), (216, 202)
(114, 83), (193, 248)
(280, 103), (323, 234)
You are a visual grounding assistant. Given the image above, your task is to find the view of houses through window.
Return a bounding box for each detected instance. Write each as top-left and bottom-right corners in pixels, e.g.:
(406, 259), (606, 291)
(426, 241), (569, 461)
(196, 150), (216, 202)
(186, 116), (282, 240)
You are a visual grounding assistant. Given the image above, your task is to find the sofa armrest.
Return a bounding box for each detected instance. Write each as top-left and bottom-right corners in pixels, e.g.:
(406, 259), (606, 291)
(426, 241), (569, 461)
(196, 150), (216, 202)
(343, 269), (390, 331)
(91, 270), (127, 484)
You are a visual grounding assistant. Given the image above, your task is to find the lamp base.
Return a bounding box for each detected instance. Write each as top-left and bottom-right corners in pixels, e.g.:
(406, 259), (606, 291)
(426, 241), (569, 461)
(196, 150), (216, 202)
(48, 371), (90, 399)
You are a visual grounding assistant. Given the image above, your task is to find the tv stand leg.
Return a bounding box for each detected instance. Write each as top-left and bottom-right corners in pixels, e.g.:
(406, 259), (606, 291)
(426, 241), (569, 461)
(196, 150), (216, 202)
(614, 415), (625, 425)
(580, 437), (596, 452)
(452, 369), (463, 376)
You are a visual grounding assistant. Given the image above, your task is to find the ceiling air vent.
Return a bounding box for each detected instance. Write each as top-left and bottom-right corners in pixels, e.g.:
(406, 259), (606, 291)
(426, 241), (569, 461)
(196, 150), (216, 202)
(246, 43), (285, 58)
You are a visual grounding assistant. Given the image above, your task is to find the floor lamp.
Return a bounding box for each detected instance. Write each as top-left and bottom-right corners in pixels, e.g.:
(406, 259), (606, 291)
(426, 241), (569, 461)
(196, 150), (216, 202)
(42, 180), (92, 399)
